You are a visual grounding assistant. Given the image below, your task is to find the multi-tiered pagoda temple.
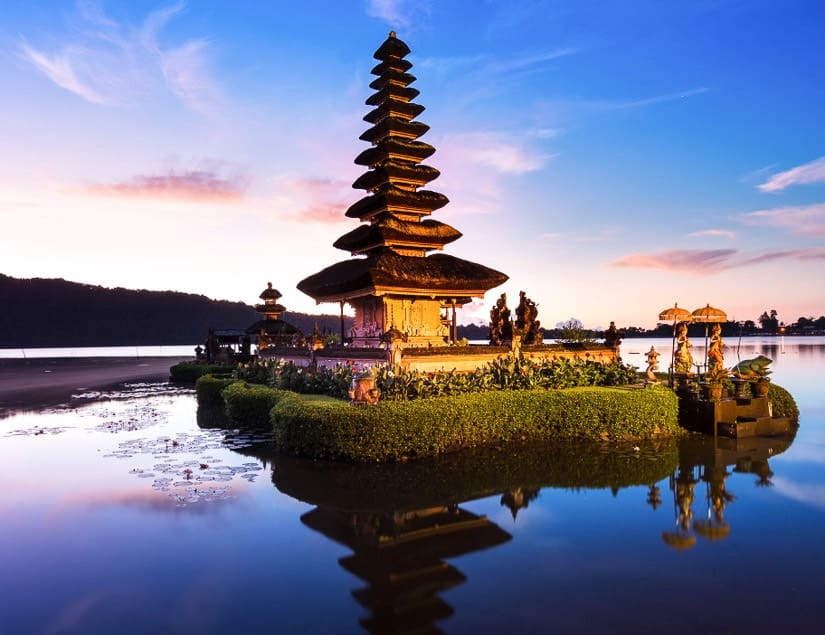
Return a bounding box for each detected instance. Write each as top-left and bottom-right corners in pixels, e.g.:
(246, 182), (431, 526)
(298, 32), (508, 348)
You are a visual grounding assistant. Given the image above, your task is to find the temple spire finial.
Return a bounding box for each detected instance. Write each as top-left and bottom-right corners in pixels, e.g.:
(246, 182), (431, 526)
(389, 30), (396, 38)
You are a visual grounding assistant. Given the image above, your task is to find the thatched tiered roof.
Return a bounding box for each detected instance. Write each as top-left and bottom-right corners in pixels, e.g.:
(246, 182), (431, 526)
(298, 32), (507, 304)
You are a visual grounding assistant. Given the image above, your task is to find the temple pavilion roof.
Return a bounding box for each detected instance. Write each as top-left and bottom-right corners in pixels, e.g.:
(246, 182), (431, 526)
(297, 250), (507, 304)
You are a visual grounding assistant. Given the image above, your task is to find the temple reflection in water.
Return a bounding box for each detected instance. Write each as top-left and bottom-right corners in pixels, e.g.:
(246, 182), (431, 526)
(302, 506), (510, 634)
(266, 430), (794, 633)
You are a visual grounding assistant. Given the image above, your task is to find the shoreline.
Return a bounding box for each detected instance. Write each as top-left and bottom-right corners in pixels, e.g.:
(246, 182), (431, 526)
(0, 356), (192, 416)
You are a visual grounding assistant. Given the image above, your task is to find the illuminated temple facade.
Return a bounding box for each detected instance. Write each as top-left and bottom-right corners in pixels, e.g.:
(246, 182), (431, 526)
(298, 32), (507, 348)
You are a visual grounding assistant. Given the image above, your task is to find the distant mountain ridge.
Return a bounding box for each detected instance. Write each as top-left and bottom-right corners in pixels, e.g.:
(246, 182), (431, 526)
(0, 274), (351, 348)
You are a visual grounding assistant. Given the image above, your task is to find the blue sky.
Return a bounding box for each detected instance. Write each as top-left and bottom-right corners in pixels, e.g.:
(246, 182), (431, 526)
(1, 0), (824, 329)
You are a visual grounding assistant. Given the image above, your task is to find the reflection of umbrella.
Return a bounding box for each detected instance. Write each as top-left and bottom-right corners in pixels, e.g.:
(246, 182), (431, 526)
(658, 304), (692, 383)
(661, 531), (696, 550)
(694, 519), (730, 541)
(691, 304), (727, 371)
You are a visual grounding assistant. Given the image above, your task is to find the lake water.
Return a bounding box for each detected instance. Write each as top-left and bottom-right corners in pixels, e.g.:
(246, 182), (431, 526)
(1, 337), (823, 634)
(0, 345), (198, 359)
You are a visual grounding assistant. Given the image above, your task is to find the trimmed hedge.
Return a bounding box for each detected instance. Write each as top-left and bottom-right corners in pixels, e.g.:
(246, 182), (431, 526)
(767, 382), (800, 423)
(271, 385), (681, 462)
(222, 382), (286, 427)
(195, 374), (237, 407)
(170, 361), (233, 383)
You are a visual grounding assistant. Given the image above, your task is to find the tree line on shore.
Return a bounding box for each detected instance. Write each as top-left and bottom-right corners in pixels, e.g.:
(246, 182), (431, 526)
(2, 274), (822, 348)
(0, 274), (349, 348)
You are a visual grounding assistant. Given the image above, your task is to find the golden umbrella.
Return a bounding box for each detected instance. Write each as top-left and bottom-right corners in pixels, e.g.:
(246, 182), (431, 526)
(691, 304), (727, 371)
(658, 303), (693, 323)
(658, 303), (693, 383)
(691, 303), (727, 323)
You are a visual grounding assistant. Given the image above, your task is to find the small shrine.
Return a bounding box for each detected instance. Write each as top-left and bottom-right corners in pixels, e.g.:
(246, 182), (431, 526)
(245, 282), (305, 352)
(298, 32), (508, 348)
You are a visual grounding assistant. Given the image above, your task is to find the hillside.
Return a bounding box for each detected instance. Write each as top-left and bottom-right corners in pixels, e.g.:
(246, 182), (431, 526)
(0, 274), (351, 348)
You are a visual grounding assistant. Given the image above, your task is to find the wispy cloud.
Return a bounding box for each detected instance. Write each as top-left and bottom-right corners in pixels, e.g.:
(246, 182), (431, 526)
(736, 203), (825, 238)
(610, 246), (825, 274)
(772, 476), (825, 510)
(610, 249), (736, 274)
(688, 229), (736, 239)
(438, 131), (552, 174)
(737, 247), (825, 266)
(738, 163), (778, 184)
(418, 48), (576, 79)
(758, 156), (825, 192)
(85, 167), (249, 202)
(366, 0), (431, 30)
(485, 48), (577, 74)
(589, 87), (709, 111)
(20, 43), (108, 104)
(19, 2), (220, 113)
(278, 177), (352, 224)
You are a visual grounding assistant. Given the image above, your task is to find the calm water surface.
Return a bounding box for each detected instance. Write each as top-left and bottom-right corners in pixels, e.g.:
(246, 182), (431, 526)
(1, 337), (823, 634)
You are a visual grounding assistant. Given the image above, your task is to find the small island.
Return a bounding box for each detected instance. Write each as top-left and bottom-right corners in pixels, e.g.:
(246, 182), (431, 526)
(176, 32), (798, 463)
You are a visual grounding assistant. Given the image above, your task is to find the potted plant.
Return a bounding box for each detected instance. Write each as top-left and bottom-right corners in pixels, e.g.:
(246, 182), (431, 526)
(702, 365), (730, 401)
(750, 366), (772, 397)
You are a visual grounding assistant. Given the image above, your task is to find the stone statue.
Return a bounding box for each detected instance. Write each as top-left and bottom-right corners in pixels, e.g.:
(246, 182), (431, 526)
(489, 293), (512, 345)
(674, 321), (693, 374)
(645, 346), (660, 384)
(514, 290), (541, 345)
(707, 323), (724, 369)
(349, 371), (381, 405)
(604, 321), (623, 350)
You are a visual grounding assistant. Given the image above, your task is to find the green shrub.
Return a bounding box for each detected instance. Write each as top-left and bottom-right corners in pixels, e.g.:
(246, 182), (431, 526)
(768, 382), (800, 423)
(223, 382), (287, 427)
(271, 385), (680, 462)
(195, 374), (237, 407)
(371, 356), (639, 400)
(170, 361), (233, 383)
(234, 359), (354, 398)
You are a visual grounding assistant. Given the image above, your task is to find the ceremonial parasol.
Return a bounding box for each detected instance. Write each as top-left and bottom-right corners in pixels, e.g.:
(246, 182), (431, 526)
(691, 304), (727, 371)
(661, 530), (696, 550)
(693, 519), (731, 541)
(658, 303), (692, 382)
(658, 303), (692, 323)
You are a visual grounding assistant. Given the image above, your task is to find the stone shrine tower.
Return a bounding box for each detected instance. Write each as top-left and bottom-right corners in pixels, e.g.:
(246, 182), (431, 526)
(298, 32), (508, 347)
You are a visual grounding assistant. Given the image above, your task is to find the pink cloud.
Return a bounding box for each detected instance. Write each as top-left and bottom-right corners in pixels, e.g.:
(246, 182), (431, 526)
(688, 229), (736, 239)
(280, 177), (351, 224)
(736, 203), (825, 238)
(610, 249), (737, 274)
(611, 247), (825, 274)
(86, 170), (249, 202)
(739, 247), (825, 266)
(758, 156), (825, 192)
